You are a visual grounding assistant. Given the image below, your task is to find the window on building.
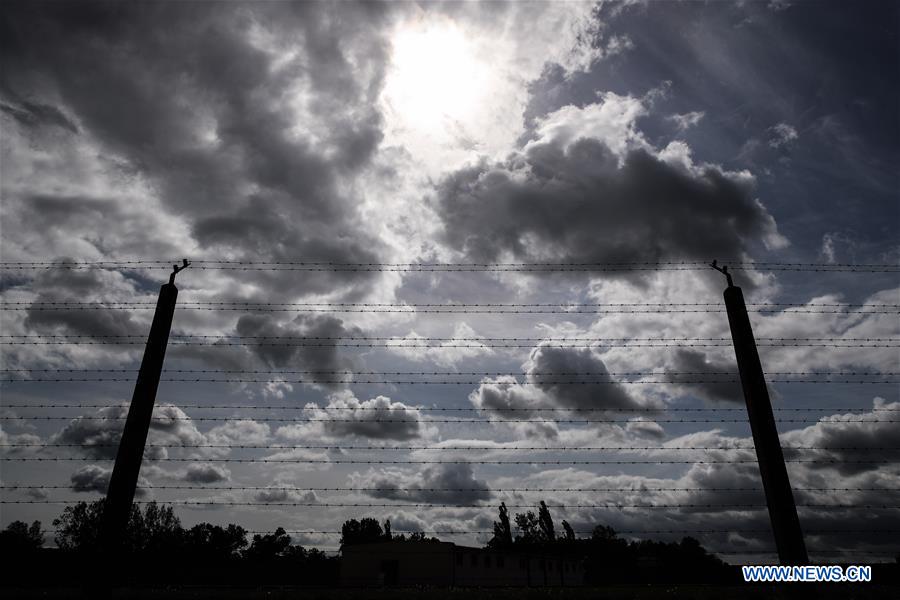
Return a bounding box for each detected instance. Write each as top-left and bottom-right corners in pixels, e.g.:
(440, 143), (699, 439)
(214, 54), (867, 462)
(471, 554), (478, 567)
(497, 556), (505, 569)
(456, 553), (463, 566)
(485, 555), (491, 568)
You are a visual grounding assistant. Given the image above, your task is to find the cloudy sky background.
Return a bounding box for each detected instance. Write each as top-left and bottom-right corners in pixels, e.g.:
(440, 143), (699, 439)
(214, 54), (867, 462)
(1, 1), (898, 562)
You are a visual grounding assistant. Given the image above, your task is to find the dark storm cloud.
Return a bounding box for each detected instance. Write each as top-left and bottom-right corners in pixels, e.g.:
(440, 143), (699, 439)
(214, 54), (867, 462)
(234, 313), (360, 382)
(783, 400), (900, 475)
(529, 345), (641, 412)
(316, 393), (426, 441)
(25, 260), (149, 338)
(0, 98), (78, 133)
(435, 137), (779, 269)
(69, 464), (111, 493)
(470, 344), (652, 425)
(54, 405), (128, 460)
(354, 462), (491, 506)
(0, 1), (398, 297)
(69, 464), (148, 497)
(53, 403), (204, 460)
(523, 1), (899, 269)
(182, 463), (230, 484)
(624, 418), (666, 439)
(666, 349), (742, 404)
(252, 488), (317, 504)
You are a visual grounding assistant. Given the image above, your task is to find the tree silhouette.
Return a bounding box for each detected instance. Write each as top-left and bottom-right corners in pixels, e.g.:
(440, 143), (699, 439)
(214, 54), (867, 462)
(53, 500), (181, 554)
(538, 500), (555, 541)
(591, 524), (618, 541)
(52, 499), (108, 551)
(128, 501), (181, 554)
(183, 523), (247, 559)
(0, 520), (44, 552)
(340, 517), (386, 546)
(244, 527), (292, 560)
(513, 510), (540, 543)
(561, 520), (575, 541)
(488, 502), (513, 548)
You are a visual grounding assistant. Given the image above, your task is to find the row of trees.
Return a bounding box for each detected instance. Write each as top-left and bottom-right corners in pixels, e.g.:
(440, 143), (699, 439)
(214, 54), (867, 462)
(340, 517), (437, 546)
(488, 500), (570, 547)
(0, 500), (337, 586)
(485, 501), (736, 584)
(10, 499), (897, 586)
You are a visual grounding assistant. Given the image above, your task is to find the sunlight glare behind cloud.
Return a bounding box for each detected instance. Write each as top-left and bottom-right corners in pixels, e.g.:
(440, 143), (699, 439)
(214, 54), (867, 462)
(383, 20), (491, 142)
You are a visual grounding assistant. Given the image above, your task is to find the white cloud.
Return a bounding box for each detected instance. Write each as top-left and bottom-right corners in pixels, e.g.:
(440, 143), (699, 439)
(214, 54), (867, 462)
(667, 110), (705, 131)
(387, 322), (494, 368)
(768, 122), (799, 148)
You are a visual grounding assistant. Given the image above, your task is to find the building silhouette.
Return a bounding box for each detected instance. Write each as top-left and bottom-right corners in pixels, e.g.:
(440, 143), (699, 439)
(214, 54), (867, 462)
(341, 540), (584, 587)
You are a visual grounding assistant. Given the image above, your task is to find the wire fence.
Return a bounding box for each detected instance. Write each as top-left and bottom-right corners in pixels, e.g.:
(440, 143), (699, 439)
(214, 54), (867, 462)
(1, 259), (898, 564)
(1, 260), (898, 272)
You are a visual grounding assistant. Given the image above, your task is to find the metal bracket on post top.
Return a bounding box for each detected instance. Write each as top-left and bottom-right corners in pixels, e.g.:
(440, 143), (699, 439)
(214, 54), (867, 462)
(710, 260), (733, 288)
(169, 259), (191, 285)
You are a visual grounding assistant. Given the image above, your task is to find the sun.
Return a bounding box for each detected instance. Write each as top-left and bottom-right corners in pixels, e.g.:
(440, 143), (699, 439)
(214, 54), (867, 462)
(382, 20), (491, 138)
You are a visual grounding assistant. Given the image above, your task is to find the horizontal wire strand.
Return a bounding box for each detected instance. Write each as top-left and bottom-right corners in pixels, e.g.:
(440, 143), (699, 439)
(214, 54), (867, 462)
(7, 301), (899, 308)
(2, 378), (896, 384)
(3, 485), (893, 492)
(1, 369), (894, 375)
(2, 416), (894, 423)
(3, 369), (894, 376)
(4, 341), (896, 348)
(3, 404), (896, 412)
(2, 261), (898, 272)
(2, 335), (895, 341)
(0, 443), (895, 452)
(2, 500), (894, 509)
(9, 306), (899, 314)
(33, 526), (895, 535)
(0, 458), (890, 464)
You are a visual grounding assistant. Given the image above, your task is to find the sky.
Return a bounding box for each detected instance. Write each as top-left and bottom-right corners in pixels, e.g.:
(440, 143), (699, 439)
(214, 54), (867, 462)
(0, 0), (898, 563)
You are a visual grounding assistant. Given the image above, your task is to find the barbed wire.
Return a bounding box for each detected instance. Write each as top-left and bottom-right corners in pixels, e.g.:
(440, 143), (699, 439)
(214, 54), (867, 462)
(0, 443), (895, 452)
(36, 526), (896, 535)
(3, 335), (895, 341)
(4, 369), (895, 377)
(4, 485), (895, 493)
(3, 377), (896, 384)
(1, 260), (897, 272)
(3, 403), (896, 413)
(320, 548), (897, 557)
(3, 500), (895, 509)
(0, 457), (889, 465)
(4, 340), (896, 348)
(314, 548), (900, 558)
(8, 303), (899, 314)
(1, 415), (893, 423)
(8, 301), (900, 308)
